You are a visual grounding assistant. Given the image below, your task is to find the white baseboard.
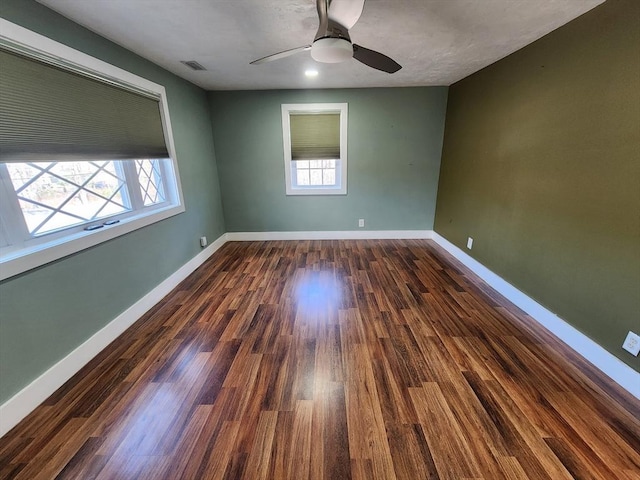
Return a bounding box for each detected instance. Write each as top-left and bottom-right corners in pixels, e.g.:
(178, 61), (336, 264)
(431, 232), (640, 399)
(226, 230), (433, 241)
(0, 234), (227, 437)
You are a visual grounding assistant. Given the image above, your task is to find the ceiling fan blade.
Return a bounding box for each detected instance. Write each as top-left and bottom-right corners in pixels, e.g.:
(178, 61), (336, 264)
(328, 0), (365, 29)
(250, 45), (312, 65)
(352, 44), (401, 73)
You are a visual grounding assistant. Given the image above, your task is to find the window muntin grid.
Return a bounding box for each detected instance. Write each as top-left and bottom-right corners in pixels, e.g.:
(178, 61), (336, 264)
(1, 159), (170, 242)
(293, 159), (337, 187)
(6, 161), (129, 236)
(136, 159), (166, 206)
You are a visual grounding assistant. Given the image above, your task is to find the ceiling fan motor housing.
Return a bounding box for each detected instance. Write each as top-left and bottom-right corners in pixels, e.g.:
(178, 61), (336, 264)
(250, 0), (401, 73)
(311, 37), (353, 63)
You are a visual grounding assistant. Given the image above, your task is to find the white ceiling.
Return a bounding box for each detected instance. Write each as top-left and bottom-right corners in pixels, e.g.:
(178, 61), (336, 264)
(37, 0), (604, 91)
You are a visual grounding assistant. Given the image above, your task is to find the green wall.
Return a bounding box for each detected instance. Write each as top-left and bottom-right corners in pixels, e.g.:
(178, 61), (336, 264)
(434, 0), (640, 370)
(209, 88), (448, 232)
(0, 0), (225, 403)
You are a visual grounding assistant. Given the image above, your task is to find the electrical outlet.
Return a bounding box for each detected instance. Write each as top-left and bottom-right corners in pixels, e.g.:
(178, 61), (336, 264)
(200, 236), (207, 247)
(622, 331), (640, 356)
(358, 219), (365, 228)
(466, 237), (473, 249)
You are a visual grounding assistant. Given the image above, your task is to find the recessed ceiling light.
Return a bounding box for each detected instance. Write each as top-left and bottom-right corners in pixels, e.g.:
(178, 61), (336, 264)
(305, 69), (319, 78)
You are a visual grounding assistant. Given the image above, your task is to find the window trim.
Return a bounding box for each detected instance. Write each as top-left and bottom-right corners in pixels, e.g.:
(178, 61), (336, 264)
(281, 103), (348, 196)
(0, 19), (185, 281)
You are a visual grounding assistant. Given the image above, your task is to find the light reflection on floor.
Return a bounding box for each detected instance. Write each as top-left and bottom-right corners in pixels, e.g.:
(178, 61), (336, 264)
(100, 355), (209, 475)
(293, 271), (342, 317)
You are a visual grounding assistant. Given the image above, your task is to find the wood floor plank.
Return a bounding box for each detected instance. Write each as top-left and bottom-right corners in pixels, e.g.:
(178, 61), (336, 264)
(153, 404), (212, 480)
(14, 418), (88, 480)
(200, 420), (241, 480)
(544, 391), (640, 475)
(1, 239), (638, 479)
(409, 383), (482, 479)
(310, 381), (351, 480)
(243, 410), (278, 480)
(284, 400), (313, 480)
(182, 387), (239, 480)
(342, 325), (397, 479)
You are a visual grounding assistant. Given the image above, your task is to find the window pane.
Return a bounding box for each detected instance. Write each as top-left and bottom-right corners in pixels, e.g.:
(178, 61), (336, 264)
(296, 160), (309, 169)
(323, 159), (335, 168)
(310, 169), (323, 185)
(5, 163), (42, 189)
(59, 189), (123, 221)
(85, 162), (123, 196)
(323, 168), (336, 186)
(49, 162), (96, 191)
(25, 202), (82, 233)
(12, 169), (71, 210)
(6, 161), (129, 235)
(309, 160), (322, 169)
(136, 159), (166, 206)
(297, 169), (310, 186)
(17, 199), (56, 233)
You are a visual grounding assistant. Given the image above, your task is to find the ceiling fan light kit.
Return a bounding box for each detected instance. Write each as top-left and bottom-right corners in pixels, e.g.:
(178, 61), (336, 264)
(250, 0), (401, 74)
(311, 37), (353, 63)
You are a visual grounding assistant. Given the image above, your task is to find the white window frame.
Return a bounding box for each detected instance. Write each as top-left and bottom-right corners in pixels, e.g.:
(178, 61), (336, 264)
(0, 19), (185, 281)
(281, 103), (348, 195)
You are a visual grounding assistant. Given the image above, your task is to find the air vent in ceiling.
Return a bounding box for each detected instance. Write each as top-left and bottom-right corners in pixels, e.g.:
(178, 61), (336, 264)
(180, 60), (206, 71)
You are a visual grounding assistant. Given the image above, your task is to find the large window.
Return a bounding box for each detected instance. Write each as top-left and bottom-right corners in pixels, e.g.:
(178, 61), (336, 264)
(0, 20), (184, 280)
(281, 103), (348, 195)
(1, 158), (171, 239)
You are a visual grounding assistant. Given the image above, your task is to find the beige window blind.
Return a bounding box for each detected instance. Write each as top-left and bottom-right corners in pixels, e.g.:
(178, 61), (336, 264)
(0, 48), (168, 162)
(289, 112), (340, 160)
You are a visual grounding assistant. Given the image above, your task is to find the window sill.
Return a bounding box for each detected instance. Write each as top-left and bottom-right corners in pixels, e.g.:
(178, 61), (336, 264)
(286, 186), (347, 196)
(0, 204), (185, 281)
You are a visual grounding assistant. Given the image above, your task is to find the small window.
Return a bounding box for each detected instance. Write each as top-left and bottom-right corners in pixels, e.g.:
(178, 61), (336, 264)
(281, 103), (348, 195)
(0, 20), (184, 280)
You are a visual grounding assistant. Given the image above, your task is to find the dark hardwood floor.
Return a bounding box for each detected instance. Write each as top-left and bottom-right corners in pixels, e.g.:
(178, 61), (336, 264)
(1, 239), (639, 479)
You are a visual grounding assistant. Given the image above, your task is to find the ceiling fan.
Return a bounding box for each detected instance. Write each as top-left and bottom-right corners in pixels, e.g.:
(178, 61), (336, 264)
(250, 0), (402, 74)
